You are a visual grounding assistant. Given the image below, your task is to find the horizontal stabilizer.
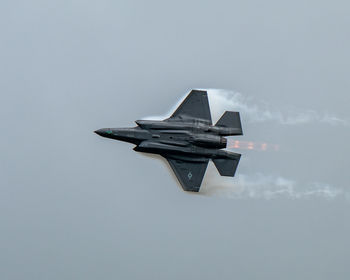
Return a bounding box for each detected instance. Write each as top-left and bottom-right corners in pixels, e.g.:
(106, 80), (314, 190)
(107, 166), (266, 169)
(215, 111), (242, 134)
(213, 157), (240, 177)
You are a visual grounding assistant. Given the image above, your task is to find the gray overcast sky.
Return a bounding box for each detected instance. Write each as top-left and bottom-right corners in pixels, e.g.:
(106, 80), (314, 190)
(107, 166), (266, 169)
(1, 1), (350, 279)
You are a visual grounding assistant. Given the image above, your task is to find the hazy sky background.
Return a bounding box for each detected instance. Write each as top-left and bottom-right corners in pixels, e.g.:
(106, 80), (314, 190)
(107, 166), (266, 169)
(1, 1), (350, 279)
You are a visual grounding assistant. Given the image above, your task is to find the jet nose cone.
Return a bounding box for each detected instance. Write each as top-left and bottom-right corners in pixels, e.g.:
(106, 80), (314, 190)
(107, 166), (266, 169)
(94, 129), (104, 136)
(94, 128), (112, 137)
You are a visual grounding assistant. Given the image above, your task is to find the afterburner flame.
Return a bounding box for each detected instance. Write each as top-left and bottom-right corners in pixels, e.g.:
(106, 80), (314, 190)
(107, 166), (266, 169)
(226, 139), (279, 151)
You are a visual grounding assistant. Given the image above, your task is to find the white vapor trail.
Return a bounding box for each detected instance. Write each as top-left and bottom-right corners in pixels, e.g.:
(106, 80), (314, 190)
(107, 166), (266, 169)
(207, 89), (348, 126)
(201, 165), (343, 200)
(144, 88), (348, 126)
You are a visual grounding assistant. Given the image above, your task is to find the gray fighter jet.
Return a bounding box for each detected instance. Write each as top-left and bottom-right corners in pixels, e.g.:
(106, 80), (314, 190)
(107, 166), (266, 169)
(95, 90), (243, 192)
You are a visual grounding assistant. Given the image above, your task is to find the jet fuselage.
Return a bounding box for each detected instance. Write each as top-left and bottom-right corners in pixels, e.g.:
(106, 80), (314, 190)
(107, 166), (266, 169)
(94, 117), (242, 161)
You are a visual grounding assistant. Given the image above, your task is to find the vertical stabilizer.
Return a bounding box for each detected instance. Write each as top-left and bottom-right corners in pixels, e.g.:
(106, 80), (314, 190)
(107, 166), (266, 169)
(215, 111), (243, 135)
(213, 156), (240, 177)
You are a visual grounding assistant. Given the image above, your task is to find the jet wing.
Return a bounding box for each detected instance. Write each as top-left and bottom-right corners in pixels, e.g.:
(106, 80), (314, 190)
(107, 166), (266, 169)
(169, 90), (212, 124)
(165, 157), (209, 192)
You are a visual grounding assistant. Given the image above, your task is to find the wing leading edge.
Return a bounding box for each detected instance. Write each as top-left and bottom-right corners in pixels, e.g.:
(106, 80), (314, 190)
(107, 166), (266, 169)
(169, 90), (212, 124)
(165, 157), (209, 192)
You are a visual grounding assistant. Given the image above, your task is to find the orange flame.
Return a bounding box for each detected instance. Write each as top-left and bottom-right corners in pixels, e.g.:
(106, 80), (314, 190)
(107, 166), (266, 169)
(227, 139), (280, 151)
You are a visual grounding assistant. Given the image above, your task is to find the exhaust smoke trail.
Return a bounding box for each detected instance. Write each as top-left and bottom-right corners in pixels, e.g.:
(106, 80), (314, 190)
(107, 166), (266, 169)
(143, 89), (346, 199)
(204, 89), (346, 199)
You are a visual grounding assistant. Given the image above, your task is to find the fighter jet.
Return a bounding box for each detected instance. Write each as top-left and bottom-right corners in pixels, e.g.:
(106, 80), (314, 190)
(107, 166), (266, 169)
(95, 90), (243, 192)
